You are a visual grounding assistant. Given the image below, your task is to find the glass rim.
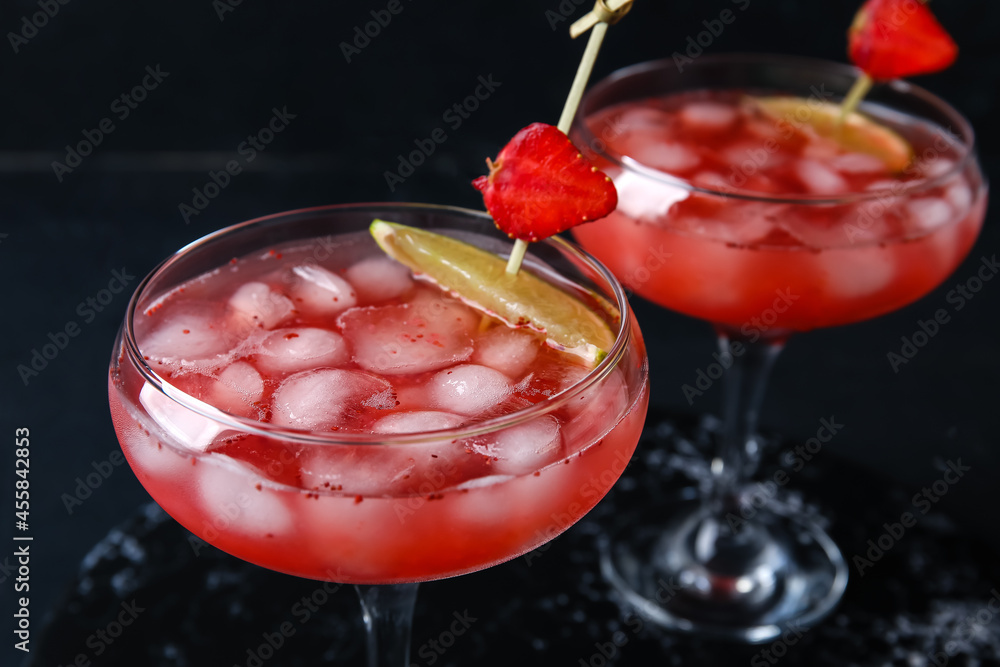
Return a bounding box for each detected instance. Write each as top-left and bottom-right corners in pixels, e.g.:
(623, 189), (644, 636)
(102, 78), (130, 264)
(121, 202), (640, 446)
(573, 52), (978, 205)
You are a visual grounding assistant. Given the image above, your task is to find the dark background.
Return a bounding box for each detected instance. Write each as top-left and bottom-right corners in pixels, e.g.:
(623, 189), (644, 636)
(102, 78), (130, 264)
(1, 0), (997, 664)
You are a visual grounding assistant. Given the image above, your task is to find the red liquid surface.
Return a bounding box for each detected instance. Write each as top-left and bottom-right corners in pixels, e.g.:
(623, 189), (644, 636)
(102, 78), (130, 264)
(572, 91), (986, 333)
(109, 231), (648, 583)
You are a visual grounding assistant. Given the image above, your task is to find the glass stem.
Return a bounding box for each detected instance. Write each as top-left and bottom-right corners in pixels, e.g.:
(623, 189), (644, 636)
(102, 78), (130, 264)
(355, 583), (420, 667)
(711, 332), (784, 513)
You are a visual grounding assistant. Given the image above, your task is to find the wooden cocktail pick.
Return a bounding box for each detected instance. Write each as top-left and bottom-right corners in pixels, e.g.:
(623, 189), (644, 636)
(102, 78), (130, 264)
(503, 0), (634, 276)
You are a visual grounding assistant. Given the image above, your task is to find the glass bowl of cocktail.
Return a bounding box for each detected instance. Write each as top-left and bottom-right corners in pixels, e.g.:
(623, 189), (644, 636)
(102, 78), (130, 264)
(570, 52), (986, 641)
(108, 203), (649, 664)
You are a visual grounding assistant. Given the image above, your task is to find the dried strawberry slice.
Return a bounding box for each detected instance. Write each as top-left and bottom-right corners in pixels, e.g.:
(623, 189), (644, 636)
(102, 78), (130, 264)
(848, 0), (958, 80)
(472, 122), (617, 242)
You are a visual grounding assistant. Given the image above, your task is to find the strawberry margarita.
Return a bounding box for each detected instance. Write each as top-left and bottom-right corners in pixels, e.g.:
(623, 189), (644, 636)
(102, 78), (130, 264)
(108, 205), (648, 584)
(569, 54), (987, 642)
(572, 85), (986, 334)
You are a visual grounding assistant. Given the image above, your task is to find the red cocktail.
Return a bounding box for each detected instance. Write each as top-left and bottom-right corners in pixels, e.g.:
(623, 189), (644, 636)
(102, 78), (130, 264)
(573, 89), (984, 334)
(570, 54), (986, 642)
(108, 203), (649, 663)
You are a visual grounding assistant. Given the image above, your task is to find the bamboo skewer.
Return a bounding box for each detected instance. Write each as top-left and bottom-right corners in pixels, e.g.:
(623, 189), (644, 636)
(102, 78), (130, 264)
(504, 0), (633, 276)
(837, 72), (873, 124)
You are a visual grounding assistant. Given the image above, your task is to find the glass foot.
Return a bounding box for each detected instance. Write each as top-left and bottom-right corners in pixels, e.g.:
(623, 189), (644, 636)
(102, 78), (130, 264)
(600, 492), (848, 644)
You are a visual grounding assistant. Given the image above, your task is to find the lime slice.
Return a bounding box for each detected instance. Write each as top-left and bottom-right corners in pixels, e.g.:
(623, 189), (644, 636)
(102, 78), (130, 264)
(752, 96), (914, 172)
(370, 220), (616, 365)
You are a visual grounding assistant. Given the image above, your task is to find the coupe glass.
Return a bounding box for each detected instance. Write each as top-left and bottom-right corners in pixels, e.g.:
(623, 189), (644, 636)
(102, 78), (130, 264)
(571, 54), (986, 642)
(108, 203), (650, 665)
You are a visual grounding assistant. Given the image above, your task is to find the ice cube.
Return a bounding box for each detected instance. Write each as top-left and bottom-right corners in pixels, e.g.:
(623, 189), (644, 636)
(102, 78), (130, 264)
(427, 364), (512, 416)
(680, 215), (776, 247)
(820, 248), (895, 298)
(616, 106), (672, 132)
(372, 411), (465, 434)
(271, 369), (395, 430)
(139, 382), (225, 452)
(830, 152), (888, 174)
(290, 265), (357, 315)
(452, 474), (515, 491)
(691, 171), (732, 191)
(253, 327), (350, 374)
(345, 257), (414, 303)
(196, 455), (294, 539)
(675, 201), (787, 246)
(472, 327), (540, 379)
(561, 367), (630, 446)
(299, 437), (480, 496)
(140, 306), (234, 371)
(613, 169), (689, 223)
(468, 416), (563, 475)
(906, 198), (954, 233)
(945, 181), (973, 216)
(209, 361), (264, 418)
(624, 139), (700, 173)
(299, 445), (413, 496)
(557, 364), (590, 392)
(338, 301), (474, 375)
(228, 282), (294, 330)
(721, 143), (786, 177)
(794, 159), (849, 194)
(447, 456), (574, 530)
(746, 117), (785, 141)
(865, 179), (902, 193)
(919, 157), (956, 180)
(800, 138), (842, 162)
(117, 411), (191, 481)
(680, 102), (738, 130)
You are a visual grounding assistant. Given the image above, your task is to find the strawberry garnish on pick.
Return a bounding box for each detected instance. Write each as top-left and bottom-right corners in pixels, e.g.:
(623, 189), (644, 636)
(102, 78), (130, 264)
(472, 1), (631, 276)
(472, 122), (617, 244)
(839, 0), (957, 125)
(848, 0), (957, 80)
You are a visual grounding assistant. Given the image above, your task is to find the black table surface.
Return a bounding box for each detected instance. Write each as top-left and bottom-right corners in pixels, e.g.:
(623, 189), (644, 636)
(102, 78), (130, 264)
(1, 0), (998, 665)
